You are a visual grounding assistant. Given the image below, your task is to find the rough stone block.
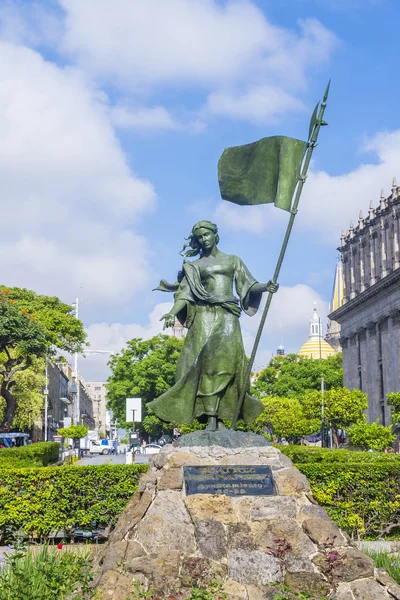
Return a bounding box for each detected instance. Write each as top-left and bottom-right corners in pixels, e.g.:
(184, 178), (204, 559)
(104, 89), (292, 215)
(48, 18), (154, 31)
(98, 570), (136, 600)
(302, 516), (347, 547)
(234, 495), (298, 522)
(99, 540), (127, 572)
(180, 556), (227, 587)
(157, 467), (183, 490)
(149, 452), (168, 469)
(273, 466), (311, 496)
(227, 522), (258, 552)
(350, 577), (390, 599)
(298, 503), (329, 521)
(312, 547), (375, 583)
(335, 582), (355, 600)
(185, 494), (237, 524)
(124, 540), (145, 563)
(251, 519), (316, 557)
(137, 471), (157, 493)
(228, 549), (281, 586)
(388, 584), (400, 600)
(284, 571), (330, 597)
(136, 490), (195, 554)
(222, 578), (248, 599)
(194, 519), (227, 560)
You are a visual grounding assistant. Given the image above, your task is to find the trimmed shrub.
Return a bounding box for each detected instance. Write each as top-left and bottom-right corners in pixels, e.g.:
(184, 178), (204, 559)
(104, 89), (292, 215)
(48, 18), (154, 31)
(278, 444), (400, 464)
(0, 442), (60, 468)
(0, 463), (147, 542)
(279, 445), (400, 538)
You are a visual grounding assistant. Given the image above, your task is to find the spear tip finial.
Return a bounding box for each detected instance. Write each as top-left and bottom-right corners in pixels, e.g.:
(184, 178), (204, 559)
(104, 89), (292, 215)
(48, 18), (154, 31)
(381, 188), (385, 199)
(393, 176), (397, 188)
(359, 210), (364, 219)
(369, 200), (374, 209)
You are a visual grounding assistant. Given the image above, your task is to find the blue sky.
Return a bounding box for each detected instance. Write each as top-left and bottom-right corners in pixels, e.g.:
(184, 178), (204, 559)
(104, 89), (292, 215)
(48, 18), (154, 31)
(1, 0), (399, 379)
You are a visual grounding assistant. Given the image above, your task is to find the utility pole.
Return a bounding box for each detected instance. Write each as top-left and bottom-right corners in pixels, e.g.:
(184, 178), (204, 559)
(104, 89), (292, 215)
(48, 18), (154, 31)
(73, 297), (80, 425)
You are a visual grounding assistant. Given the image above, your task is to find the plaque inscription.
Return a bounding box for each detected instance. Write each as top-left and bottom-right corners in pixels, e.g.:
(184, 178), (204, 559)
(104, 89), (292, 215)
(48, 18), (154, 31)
(184, 465), (275, 496)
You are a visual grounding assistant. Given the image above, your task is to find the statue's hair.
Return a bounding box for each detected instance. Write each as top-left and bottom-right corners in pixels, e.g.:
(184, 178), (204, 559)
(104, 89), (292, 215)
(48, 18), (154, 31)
(180, 221), (219, 260)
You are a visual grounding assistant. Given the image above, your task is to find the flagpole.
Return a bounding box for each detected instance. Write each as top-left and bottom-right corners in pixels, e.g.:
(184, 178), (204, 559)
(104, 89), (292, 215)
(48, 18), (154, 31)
(231, 81), (330, 430)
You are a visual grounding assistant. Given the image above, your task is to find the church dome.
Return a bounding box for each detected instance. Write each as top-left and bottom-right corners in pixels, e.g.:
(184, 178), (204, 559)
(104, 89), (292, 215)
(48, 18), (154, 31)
(298, 306), (335, 359)
(298, 337), (335, 359)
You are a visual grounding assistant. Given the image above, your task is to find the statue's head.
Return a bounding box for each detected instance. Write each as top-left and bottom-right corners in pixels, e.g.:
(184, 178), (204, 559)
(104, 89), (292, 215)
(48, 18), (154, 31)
(180, 220), (219, 260)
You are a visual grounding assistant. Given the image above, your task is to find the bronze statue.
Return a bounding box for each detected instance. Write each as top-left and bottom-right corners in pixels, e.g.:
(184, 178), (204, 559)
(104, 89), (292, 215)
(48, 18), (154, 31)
(148, 220), (278, 431)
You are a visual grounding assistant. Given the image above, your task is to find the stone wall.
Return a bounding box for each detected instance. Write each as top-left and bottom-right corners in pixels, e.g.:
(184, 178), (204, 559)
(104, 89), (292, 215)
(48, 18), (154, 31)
(93, 444), (400, 599)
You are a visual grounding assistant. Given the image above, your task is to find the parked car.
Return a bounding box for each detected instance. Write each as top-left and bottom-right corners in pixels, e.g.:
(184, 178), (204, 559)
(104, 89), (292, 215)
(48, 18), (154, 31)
(136, 443), (161, 455)
(158, 435), (172, 446)
(89, 441), (110, 455)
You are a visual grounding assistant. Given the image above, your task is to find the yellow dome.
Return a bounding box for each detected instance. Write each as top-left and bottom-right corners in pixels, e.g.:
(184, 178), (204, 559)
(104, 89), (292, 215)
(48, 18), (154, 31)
(298, 338), (335, 359)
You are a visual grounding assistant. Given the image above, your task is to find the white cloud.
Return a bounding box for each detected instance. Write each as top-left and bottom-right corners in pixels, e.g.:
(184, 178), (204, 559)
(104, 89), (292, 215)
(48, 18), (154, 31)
(58, 0), (336, 124)
(215, 201), (287, 234)
(298, 129), (400, 244)
(205, 85), (305, 124)
(0, 41), (156, 309)
(81, 302), (173, 380)
(111, 104), (181, 131)
(242, 283), (327, 336)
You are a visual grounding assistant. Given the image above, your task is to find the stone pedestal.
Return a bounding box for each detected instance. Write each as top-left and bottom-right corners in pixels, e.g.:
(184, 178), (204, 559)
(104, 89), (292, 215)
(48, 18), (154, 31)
(94, 443), (400, 599)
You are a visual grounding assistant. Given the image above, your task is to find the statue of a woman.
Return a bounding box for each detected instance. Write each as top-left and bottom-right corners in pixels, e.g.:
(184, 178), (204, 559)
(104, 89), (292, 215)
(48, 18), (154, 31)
(148, 220), (277, 431)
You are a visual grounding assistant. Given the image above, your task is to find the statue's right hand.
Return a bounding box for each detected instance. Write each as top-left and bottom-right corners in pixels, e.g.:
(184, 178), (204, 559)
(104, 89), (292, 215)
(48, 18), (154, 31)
(160, 313), (176, 330)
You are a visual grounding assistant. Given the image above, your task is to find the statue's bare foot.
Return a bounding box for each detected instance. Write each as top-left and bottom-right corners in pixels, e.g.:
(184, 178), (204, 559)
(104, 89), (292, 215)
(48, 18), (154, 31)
(217, 420), (227, 431)
(206, 417), (217, 431)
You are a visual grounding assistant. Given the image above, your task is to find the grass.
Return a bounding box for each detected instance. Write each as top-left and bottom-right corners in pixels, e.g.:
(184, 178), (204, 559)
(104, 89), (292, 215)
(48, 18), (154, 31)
(365, 550), (400, 585)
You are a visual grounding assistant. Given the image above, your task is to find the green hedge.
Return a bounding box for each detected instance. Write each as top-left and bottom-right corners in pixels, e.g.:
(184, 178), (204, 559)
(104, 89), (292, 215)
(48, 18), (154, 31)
(279, 445), (400, 538)
(0, 464), (147, 542)
(278, 445), (400, 464)
(0, 442), (60, 468)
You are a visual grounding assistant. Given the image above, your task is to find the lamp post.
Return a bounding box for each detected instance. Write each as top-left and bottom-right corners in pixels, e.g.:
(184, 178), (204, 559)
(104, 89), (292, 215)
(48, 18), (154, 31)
(44, 356), (49, 441)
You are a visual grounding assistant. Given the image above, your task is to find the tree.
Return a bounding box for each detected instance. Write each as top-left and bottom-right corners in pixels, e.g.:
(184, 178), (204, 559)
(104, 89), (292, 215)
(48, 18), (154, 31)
(347, 420), (396, 451)
(0, 357), (46, 430)
(254, 395), (320, 443)
(57, 425), (88, 439)
(106, 335), (184, 434)
(254, 353), (343, 399)
(0, 287), (86, 428)
(302, 387), (367, 447)
(387, 392), (400, 427)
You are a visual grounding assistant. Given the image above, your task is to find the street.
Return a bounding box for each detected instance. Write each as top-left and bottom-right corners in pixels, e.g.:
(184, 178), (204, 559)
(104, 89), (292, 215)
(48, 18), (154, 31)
(76, 452), (151, 466)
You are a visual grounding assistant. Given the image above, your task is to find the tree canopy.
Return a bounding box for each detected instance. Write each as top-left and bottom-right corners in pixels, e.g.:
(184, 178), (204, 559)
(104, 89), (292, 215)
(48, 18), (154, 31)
(302, 387), (367, 447)
(0, 287), (87, 428)
(347, 420), (396, 452)
(106, 335), (184, 437)
(254, 353), (343, 398)
(253, 395), (320, 443)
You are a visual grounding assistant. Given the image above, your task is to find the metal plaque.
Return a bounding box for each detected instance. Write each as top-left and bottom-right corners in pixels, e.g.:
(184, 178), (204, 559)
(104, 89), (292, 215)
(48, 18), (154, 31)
(184, 465), (275, 496)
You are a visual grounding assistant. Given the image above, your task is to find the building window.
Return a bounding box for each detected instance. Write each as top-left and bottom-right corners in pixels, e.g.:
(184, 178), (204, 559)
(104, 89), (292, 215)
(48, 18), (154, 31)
(381, 403), (386, 426)
(95, 386), (101, 391)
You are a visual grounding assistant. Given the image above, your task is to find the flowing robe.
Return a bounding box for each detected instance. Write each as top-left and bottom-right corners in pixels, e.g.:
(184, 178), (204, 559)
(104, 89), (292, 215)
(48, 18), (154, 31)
(148, 253), (264, 424)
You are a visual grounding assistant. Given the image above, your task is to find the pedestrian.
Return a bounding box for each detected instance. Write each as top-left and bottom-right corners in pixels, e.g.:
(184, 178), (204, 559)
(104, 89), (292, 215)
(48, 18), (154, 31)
(113, 438), (118, 455)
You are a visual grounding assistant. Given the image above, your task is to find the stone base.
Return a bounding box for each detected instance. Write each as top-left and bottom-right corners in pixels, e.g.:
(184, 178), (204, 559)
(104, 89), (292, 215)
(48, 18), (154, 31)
(174, 429), (271, 448)
(94, 444), (399, 599)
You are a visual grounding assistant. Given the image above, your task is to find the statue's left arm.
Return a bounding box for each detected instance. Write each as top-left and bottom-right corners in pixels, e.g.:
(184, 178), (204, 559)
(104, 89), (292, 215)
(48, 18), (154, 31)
(250, 281), (279, 294)
(233, 256), (278, 317)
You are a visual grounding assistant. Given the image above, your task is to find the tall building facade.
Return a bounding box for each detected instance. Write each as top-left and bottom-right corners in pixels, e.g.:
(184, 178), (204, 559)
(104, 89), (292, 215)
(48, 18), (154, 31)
(85, 382), (107, 434)
(329, 180), (400, 424)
